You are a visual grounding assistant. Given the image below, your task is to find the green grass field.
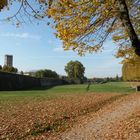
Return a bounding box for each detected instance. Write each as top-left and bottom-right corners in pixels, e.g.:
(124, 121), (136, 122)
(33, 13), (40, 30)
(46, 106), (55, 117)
(0, 82), (135, 99)
(46, 82), (134, 93)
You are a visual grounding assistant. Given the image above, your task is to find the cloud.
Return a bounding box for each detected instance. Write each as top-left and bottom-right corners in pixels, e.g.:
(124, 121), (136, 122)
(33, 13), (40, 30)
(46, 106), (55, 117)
(52, 42), (65, 52)
(53, 47), (64, 52)
(0, 32), (41, 40)
(48, 40), (54, 44)
(15, 42), (21, 46)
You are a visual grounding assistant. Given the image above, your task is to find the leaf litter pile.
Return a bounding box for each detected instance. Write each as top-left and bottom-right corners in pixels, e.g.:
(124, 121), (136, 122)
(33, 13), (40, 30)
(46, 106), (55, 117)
(104, 110), (140, 139)
(0, 93), (125, 139)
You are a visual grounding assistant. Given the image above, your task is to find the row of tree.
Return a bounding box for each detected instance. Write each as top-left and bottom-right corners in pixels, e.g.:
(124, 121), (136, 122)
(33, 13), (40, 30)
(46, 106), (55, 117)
(27, 60), (85, 79)
(28, 69), (59, 78)
(0, 60), (85, 79)
(92, 76), (122, 83)
(0, 61), (123, 81)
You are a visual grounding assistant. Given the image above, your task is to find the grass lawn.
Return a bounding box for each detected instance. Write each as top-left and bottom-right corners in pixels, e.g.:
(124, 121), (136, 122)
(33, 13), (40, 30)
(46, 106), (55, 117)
(0, 82), (135, 99)
(46, 82), (135, 94)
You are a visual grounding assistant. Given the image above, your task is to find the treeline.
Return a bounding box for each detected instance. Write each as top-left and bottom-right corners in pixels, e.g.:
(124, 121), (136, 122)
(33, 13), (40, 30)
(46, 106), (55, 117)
(27, 69), (59, 78)
(26, 60), (86, 80)
(0, 65), (18, 73)
(89, 76), (122, 83)
(0, 60), (123, 82)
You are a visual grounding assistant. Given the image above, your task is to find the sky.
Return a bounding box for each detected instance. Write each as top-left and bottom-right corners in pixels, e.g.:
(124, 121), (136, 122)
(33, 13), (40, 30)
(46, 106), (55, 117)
(0, 3), (123, 78)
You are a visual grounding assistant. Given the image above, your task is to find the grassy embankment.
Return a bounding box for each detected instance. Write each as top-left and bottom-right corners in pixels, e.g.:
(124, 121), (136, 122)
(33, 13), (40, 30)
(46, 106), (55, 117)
(0, 82), (134, 98)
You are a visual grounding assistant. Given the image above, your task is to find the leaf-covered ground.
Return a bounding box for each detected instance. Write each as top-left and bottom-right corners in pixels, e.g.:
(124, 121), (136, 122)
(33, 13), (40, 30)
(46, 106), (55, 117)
(0, 92), (124, 140)
(49, 94), (140, 140)
(0, 82), (136, 139)
(105, 109), (140, 139)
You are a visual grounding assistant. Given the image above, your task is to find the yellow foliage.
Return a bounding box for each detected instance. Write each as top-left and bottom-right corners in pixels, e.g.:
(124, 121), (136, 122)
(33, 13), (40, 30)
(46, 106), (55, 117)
(38, 0), (46, 4)
(0, 0), (139, 57)
(46, 0), (139, 55)
(122, 56), (140, 81)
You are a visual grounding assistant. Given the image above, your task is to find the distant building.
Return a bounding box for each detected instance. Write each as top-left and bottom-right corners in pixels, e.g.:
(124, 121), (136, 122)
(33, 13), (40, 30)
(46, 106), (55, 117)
(4, 55), (13, 67)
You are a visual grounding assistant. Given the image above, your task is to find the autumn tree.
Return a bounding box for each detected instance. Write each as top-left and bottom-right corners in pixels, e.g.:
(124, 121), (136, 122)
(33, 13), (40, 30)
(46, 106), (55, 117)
(46, 0), (140, 57)
(65, 61), (85, 79)
(0, 0), (140, 57)
(122, 56), (140, 81)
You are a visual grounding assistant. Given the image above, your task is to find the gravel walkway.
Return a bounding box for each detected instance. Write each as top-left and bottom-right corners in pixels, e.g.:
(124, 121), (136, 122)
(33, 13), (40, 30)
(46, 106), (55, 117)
(50, 94), (140, 140)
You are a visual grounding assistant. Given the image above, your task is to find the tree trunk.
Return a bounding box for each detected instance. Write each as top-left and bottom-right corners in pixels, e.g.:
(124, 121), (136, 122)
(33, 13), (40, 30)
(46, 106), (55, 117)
(116, 0), (140, 56)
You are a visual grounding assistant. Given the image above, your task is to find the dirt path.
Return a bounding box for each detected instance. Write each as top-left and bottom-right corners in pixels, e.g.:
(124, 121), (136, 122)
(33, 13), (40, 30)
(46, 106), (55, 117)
(50, 94), (140, 140)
